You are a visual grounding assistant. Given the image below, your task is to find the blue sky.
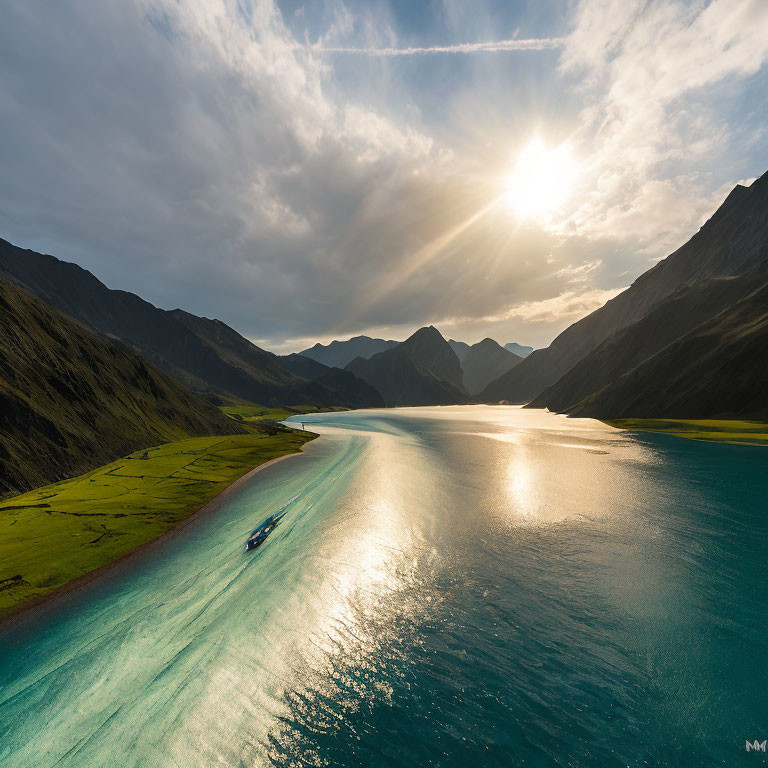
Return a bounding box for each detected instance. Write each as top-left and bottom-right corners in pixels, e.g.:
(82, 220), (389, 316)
(1, 0), (767, 350)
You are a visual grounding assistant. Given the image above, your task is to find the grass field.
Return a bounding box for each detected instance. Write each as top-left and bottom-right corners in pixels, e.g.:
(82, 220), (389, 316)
(220, 404), (294, 424)
(606, 419), (768, 446)
(0, 430), (315, 617)
(220, 403), (343, 427)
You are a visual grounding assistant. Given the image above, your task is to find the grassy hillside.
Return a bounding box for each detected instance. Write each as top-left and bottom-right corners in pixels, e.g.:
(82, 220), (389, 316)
(219, 402), (346, 427)
(221, 405), (294, 423)
(0, 279), (244, 497)
(0, 430), (315, 616)
(606, 419), (768, 447)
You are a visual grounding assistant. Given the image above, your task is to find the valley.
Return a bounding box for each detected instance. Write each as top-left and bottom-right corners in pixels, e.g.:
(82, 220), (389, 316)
(3, 4), (767, 764)
(4, 171), (768, 615)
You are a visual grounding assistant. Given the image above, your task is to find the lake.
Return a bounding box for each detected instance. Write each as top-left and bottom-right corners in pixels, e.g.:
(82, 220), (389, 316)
(1, 406), (766, 766)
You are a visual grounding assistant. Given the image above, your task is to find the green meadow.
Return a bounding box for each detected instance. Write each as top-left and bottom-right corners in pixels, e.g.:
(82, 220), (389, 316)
(220, 403), (343, 426)
(220, 404), (294, 423)
(0, 430), (315, 617)
(606, 418), (768, 447)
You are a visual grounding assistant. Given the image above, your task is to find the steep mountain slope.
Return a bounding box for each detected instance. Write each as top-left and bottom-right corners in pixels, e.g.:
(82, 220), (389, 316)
(279, 353), (338, 380)
(403, 326), (464, 388)
(529, 275), (766, 413)
(482, 171), (768, 403)
(300, 336), (399, 369)
(0, 279), (243, 496)
(564, 277), (768, 419)
(462, 339), (522, 395)
(170, 311), (381, 408)
(279, 354), (385, 408)
(504, 342), (534, 358)
(346, 326), (467, 406)
(448, 339), (471, 362)
(168, 309), (303, 391)
(0, 239), (372, 407)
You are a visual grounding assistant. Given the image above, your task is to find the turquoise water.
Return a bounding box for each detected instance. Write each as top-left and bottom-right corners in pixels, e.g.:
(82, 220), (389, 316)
(0, 406), (766, 766)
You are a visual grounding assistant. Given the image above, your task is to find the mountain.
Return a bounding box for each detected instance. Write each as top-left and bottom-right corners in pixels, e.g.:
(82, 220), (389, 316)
(504, 342), (534, 358)
(462, 339), (522, 396)
(346, 326), (467, 406)
(279, 353), (339, 380)
(168, 310), (381, 408)
(482, 171), (768, 404)
(448, 339), (471, 362)
(279, 354), (385, 408)
(0, 279), (243, 497)
(563, 276), (768, 419)
(0, 239), (377, 408)
(300, 336), (399, 369)
(528, 274), (766, 415)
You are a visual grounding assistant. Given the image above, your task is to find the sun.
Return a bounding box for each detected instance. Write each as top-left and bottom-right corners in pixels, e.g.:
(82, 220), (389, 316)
(504, 139), (577, 223)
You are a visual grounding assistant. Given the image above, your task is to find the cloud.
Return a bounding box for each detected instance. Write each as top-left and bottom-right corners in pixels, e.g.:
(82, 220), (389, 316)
(0, 0), (585, 350)
(556, 260), (601, 282)
(500, 287), (625, 324)
(312, 37), (564, 56)
(559, 0), (768, 253)
(0, 0), (766, 354)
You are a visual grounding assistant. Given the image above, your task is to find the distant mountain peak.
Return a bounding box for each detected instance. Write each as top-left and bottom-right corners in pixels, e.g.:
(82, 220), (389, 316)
(345, 325), (466, 406)
(300, 335), (399, 368)
(403, 324), (444, 345)
(504, 342), (534, 358)
(462, 338), (522, 395)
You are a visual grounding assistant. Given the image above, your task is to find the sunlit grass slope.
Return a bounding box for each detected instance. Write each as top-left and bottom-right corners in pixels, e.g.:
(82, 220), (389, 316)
(221, 404), (293, 423)
(220, 402), (343, 426)
(0, 430), (315, 617)
(606, 419), (768, 446)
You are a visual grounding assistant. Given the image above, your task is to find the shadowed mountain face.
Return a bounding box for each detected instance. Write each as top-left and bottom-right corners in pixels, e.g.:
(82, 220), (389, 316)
(448, 339), (471, 362)
(279, 353), (337, 380)
(278, 354), (385, 408)
(504, 342), (533, 358)
(0, 239), (378, 408)
(564, 277), (768, 419)
(168, 310), (381, 408)
(0, 279), (243, 496)
(300, 336), (399, 369)
(520, 170), (768, 419)
(462, 339), (522, 396)
(346, 326), (467, 406)
(482, 171), (768, 404)
(528, 275), (767, 415)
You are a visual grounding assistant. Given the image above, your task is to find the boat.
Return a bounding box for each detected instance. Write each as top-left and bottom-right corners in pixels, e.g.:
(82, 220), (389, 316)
(245, 512), (285, 551)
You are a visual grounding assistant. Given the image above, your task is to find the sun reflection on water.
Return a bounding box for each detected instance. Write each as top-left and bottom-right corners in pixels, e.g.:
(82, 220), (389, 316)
(505, 453), (541, 522)
(1, 406), (754, 768)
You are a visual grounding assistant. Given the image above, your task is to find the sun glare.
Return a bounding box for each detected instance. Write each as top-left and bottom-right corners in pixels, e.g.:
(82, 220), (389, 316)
(504, 139), (577, 223)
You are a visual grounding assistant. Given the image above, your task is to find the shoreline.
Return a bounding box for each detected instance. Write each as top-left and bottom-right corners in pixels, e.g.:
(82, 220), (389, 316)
(0, 446), (313, 631)
(604, 418), (768, 447)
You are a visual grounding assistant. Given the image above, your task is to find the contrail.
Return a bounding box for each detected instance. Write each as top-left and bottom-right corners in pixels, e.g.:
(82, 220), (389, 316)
(313, 38), (564, 56)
